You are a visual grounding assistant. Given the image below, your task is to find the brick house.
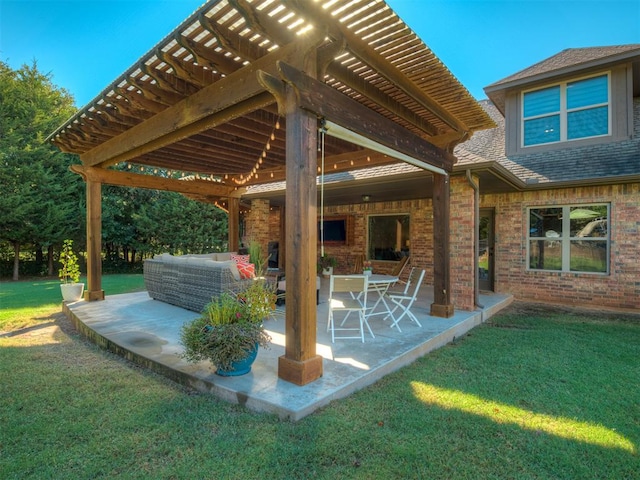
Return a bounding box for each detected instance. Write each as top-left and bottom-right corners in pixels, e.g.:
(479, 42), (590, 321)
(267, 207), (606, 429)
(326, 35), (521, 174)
(48, 0), (638, 385)
(244, 44), (640, 312)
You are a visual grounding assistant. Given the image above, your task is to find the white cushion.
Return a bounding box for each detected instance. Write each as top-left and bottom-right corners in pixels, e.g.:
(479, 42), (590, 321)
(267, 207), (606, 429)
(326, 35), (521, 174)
(202, 259), (241, 281)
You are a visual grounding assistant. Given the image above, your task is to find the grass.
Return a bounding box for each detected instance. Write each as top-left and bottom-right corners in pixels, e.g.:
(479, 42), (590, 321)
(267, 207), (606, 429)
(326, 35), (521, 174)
(0, 274), (145, 330)
(1, 279), (639, 479)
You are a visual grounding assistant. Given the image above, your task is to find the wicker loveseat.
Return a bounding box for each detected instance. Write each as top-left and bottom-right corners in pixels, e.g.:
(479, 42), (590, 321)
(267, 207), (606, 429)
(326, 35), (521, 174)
(143, 252), (253, 312)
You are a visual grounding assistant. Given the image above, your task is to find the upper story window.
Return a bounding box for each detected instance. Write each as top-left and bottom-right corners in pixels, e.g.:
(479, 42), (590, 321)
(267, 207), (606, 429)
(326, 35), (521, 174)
(522, 74), (610, 147)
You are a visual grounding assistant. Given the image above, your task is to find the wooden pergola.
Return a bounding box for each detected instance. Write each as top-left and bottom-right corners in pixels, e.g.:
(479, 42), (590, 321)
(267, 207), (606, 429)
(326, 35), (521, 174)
(48, 0), (494, 385)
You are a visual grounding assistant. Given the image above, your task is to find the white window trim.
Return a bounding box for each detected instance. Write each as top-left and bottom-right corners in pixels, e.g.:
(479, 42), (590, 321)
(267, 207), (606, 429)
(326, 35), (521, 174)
(520, 72), (611, 148)
(526, 204), (610, 274)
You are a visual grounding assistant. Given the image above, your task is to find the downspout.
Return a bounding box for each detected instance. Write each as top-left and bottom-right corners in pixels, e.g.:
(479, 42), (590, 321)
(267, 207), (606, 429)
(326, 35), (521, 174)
(466, 169), (484, 309)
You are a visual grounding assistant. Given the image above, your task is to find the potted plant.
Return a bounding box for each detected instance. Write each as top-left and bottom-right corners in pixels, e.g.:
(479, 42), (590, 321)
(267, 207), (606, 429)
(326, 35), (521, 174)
(180, 278), (275, 376)
(247, 240), (267, 275)
(318, 255), (338, 278)
(363, 260), (373, 276)
(59, 239), (84, 302)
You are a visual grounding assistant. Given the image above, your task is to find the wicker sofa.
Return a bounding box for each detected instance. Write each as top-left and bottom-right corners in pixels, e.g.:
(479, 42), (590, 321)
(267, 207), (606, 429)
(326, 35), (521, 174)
(143, 252), (253, 312)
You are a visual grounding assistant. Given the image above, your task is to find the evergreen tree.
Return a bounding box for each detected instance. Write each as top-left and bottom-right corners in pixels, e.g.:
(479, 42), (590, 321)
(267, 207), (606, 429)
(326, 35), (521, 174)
(0, 60), (79, 279)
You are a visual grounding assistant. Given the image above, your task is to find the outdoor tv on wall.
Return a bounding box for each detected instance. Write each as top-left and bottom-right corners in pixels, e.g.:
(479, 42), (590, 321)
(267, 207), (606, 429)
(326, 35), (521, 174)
(318, 215), (352, 245)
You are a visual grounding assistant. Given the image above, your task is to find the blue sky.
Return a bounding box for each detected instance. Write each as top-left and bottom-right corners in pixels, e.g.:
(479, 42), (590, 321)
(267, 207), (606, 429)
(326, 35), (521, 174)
(1, 0), (639, 107)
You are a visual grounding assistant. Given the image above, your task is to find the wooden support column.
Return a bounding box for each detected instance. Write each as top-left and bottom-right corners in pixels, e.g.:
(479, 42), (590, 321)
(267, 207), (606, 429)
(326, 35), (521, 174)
(228, 197), (240, 252)
(84, 178), (105, 301)
(279, 206), (286, 270)
(430, 173), (453, 317)
(277, 82), (323, 385)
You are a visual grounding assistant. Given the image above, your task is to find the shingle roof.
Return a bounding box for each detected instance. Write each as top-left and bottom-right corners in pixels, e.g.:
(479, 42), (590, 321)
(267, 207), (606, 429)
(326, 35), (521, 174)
(455, 99), (640, 186)
(454, 100), (505, 164)
(487, 45), (640, 88)
(485, 45), (640, 113)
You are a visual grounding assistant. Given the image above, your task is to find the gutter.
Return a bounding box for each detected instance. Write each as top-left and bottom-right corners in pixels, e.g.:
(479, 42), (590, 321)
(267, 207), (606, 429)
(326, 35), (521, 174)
(465, 169), (484, 310)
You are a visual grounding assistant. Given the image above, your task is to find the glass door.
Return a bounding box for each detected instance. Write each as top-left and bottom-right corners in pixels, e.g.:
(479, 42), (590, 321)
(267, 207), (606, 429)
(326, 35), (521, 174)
(479, 208), (495, 291)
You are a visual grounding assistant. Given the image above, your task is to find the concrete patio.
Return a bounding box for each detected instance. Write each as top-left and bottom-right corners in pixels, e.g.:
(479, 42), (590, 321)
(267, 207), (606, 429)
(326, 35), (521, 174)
(63, 279), (512, 421)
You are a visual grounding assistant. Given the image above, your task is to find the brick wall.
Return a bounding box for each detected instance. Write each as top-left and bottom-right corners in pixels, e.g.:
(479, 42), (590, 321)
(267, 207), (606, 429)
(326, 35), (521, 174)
(243, 199), (270, 260)
(482, 182), (640, 311)
(252, 195), (476, 311)
(247, 180), (639, 312)
(450, 176), (476, 311)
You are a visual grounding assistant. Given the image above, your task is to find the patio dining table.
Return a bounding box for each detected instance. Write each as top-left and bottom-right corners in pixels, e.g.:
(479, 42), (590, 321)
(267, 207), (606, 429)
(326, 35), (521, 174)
(364, 274), (399, 326)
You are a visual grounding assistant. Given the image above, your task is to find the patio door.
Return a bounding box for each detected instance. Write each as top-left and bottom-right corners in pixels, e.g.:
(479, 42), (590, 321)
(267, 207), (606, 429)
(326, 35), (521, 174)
(479, 208), (495, 291)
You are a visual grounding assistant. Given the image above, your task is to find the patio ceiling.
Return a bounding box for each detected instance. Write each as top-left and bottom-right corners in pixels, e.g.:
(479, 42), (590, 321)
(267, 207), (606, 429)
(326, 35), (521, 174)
(48, 0), (495, 197)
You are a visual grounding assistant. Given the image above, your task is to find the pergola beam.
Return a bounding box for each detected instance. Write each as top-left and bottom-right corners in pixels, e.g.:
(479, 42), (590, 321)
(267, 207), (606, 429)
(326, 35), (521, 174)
(70, 165), (236, 197)
(260, 62), (456, 172)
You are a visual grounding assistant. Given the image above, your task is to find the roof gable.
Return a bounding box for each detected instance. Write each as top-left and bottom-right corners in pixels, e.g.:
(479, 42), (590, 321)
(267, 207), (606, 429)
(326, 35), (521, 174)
(485, 44), (640, 113)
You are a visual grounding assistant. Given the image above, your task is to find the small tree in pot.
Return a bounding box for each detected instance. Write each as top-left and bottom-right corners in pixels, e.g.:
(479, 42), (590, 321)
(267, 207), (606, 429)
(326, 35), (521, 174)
(59, 239), (84, 302)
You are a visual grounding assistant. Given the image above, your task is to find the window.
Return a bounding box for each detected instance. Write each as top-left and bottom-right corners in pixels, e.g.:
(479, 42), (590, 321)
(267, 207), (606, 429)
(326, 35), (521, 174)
(367, 214), (410, 261)
(528, 205), (609, 273)
(522, 74), (609, 147)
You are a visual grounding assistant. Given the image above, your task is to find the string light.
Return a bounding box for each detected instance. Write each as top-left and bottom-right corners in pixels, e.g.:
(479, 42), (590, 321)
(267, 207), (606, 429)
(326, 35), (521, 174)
(231, 115), (282, 185)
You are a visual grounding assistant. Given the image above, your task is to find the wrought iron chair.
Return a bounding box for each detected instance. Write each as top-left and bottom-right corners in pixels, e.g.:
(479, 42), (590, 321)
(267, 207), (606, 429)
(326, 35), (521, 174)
(327, 274), (372, 342)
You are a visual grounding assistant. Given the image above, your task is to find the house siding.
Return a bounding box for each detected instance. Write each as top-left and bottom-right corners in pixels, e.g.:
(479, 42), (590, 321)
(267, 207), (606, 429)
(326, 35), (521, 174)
(504, 65), (634, 157)
(482, 183), (640, 310)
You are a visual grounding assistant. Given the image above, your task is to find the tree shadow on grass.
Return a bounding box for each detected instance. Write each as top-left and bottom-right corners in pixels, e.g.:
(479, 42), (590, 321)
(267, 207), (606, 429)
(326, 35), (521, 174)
(0, 320), (57, 338)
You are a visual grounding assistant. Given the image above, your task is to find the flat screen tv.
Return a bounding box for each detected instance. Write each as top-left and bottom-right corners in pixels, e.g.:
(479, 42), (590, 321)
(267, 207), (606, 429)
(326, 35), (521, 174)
(318, 218), (347, 244)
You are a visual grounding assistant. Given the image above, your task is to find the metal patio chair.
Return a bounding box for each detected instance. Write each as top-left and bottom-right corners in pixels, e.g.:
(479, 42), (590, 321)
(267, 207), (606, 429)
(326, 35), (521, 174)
(327, 274), (372, 342)
(385, 268), (425, 331)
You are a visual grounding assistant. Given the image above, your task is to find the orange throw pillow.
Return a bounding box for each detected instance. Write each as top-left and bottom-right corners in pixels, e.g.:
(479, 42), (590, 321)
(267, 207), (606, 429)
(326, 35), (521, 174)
(236, 261), (255, 279)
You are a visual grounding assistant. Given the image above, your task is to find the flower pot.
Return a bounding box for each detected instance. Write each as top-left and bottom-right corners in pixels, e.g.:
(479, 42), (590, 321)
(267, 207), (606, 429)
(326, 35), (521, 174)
(363, 269), (372, 277)
(60, 283), (84, 302)
(322, 267), (333, 278)
(216, 344), (259, 376)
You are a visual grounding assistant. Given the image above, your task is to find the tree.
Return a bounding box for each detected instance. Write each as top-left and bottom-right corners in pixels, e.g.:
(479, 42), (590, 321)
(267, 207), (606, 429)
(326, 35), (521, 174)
(0, 60), (79, 279)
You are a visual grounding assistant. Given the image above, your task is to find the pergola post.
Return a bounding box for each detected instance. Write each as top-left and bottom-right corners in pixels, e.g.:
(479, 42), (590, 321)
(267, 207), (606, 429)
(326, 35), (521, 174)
(278, 206), (286, 270)
(84, 178), (105, 301)
(430, 172), (453, 317)
(277, 81), (323, 385)
(228, 197), (240, 252)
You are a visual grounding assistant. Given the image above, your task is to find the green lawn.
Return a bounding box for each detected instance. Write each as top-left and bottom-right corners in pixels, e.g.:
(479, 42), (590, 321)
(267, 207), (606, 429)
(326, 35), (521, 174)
(0, 274), (145, 330)
(1, 278), (638, 479)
